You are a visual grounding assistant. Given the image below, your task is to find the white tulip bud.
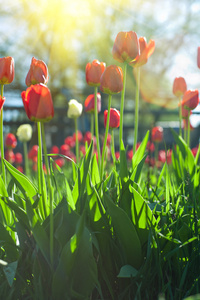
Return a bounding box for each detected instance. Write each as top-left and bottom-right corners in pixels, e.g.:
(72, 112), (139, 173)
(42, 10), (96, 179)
(16, 124), (32, 142)
(67, 99), (83, 118)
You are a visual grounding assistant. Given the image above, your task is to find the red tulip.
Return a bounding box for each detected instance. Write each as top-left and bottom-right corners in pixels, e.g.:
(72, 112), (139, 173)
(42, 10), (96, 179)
(158, 150), (166, 163)
(28, 145), (38, 161)
(112, 31), (139, 63)
(50, 145), (59, 155)
(83, 131), (92, 145)
(151, 126), (163, 143)
(79, 145), (86, 156)
(147, 141), (155, 152)
(130, 37), (155, 67)
(84, 93), (101, 113)
(182, 90), (199, 110)
(173, 77), (187, 98)
(15, 152), (23, 164)
(64, 136), (75, 148)
(22, 84), (54, 122)
(100, 65), (123, 95)
(104, 108), (120, 129)
(17, 166), (24, 173)
(5, 149), (15, 163)
(191, 146), (198, 157)
(60, 144), (70, 156)
(85, 59), (106, 86)
(127, 149), (133, 161)
(115, 151), (120, 160)
(73, 131), (83, 143)
(0, 56), (14, 84)
(5, 133), (17, 149)
(0, 96), (5, 111)
(25, 57), (48, 87)
(54, 158), (65, 168)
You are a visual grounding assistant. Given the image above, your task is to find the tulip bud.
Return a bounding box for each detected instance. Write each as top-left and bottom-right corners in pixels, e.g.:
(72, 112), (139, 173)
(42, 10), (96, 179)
(85, 60), (106, 86)
(16, 124), (32, 142)
(22, 84), (54, 122)
(0, 56), (14, 84)
(5, 133), (17, 149)
(104, 108), (120, 129)
(173, 77), (187, 98)
(25, 57), (48, 87)
(84, 93), (101, 113)
(67, 99), (83, 118)
(151, 126), (163, 143)
(100, 65), (123, 95)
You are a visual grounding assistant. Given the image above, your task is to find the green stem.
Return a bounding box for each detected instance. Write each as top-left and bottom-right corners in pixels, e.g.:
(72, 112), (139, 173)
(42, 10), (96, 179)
(111, 129), (116, 170)
(179, 96), (182, 137)
(119, 62), (127, 150)
(94, 86), (101, 170)
(74, 118), (79, 164)
(100, 94), (112, 180)
(37, 122), (47, 219)
(23, 141), (29, 176)
(41, 122), (54, 266)
(133, 67), (140, 154)
(90, 113), (94, 137)
(0, 84), (5, 184)
(184, 119), (187, 142)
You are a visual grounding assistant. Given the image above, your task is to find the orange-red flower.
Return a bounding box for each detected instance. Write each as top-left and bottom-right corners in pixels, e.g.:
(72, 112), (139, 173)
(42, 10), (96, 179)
(25, 57), (48, 87)
(129, 37), (155, 67)
(182, 90), (199, 110)
(173, 77), (187, 98)
(85, 59), (106, 86)
(100, 65), (123, 95)
(84, 93), (101, 113)
(21, 84), (54, 122)
(15, 152), (23, 164)
(0, 95), (5, 111)
(5, 133), (17, 149)
(112, 31), (139, 63)
(152, 126), (163, 143)
(104, 108), (120, 129)
(0, 56), (14, 84)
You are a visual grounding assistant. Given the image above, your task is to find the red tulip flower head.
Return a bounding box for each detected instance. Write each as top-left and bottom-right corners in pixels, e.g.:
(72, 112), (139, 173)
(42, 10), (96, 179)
(73, 131), (83, 143)
(15, 152), (23, 164)
(0, 96), (5, 112)
(85, 59), (106, 86)
(130, 37), (155, 67)
(64, 136), (75, 148)
(5, 133), (17, 149)
(152, 126), (163, 143)
(25, 57), (49, 87)
(5, 149), (15, 163)
(84, 93), (101, 113)
(0, 56), (14, 84)
(28, 145), (38, 161)
(112, 31), (139, 63)
(22, 84), (54, 122)
(104, 108), (120, 129)
(100, 65), (123, 95)
(182, 90), (199, 110)
(173, 77), (187, 98)
(50, 145), (60, 155)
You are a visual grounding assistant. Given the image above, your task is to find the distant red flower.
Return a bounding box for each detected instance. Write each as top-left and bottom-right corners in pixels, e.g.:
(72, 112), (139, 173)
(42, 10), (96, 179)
(50, 145), (59, 155)
(115, 151), (120, 160)
(17, 165), (24, 173)
(25, 57), (48, 87)
(79, 145), (86, 156)
(104, 108), (120, 129)
(112, 31), (139, 63)
(0, 56), (14, 84)
(147, 141), (155, 152)
(182, 90), (199, 110)
(5, 133), (17, 149)
(15, 152), (23, 164)
(28, 145), (39, 161)
(152, 126), (163, 143)
(60, 144), (70, 156)
(73, 131), (83, 143)
(191, 146), (199, 157)
(85, 59), (106, 86)
(64, 136), (75, 148)
(173, 77), (187, 98)
(158, 150), (166, 163)
(145, 155), (155, 167)
(5, 149), (15, 163)
(130, 37), (155, 68)
(21, 84), (54, 122)
(103, 132), (111, 146)
(83, 131), (92, 145)
(84, 93), (101, 113)
(0, 95), (5, 111)
(127, 149), (133, 161)
(54, 158), (65, 168)
(100, 65), (123, 95)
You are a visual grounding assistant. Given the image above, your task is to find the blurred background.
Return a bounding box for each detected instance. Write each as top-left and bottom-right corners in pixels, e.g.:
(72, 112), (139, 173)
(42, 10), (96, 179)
(1, 0), (200, 149)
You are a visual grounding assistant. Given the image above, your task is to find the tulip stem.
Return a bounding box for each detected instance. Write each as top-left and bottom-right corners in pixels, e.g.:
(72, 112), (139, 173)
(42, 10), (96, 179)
(94, 86), (101, 170)
(90, 113), (94, 137)
(187, 115), (190, 148)
(0, 84), (5, 185)
(119, 62), (127, 151)
(37, 122), (47, 219)
(74, 118), (79, 164)
(111, 129), (116, 170)
(23, 141), (29, 176)
(133, 67), (140, 154)
(100, 94), (112, 180)
(179, 96), (182, 137)
(41, 122), (54, 266)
